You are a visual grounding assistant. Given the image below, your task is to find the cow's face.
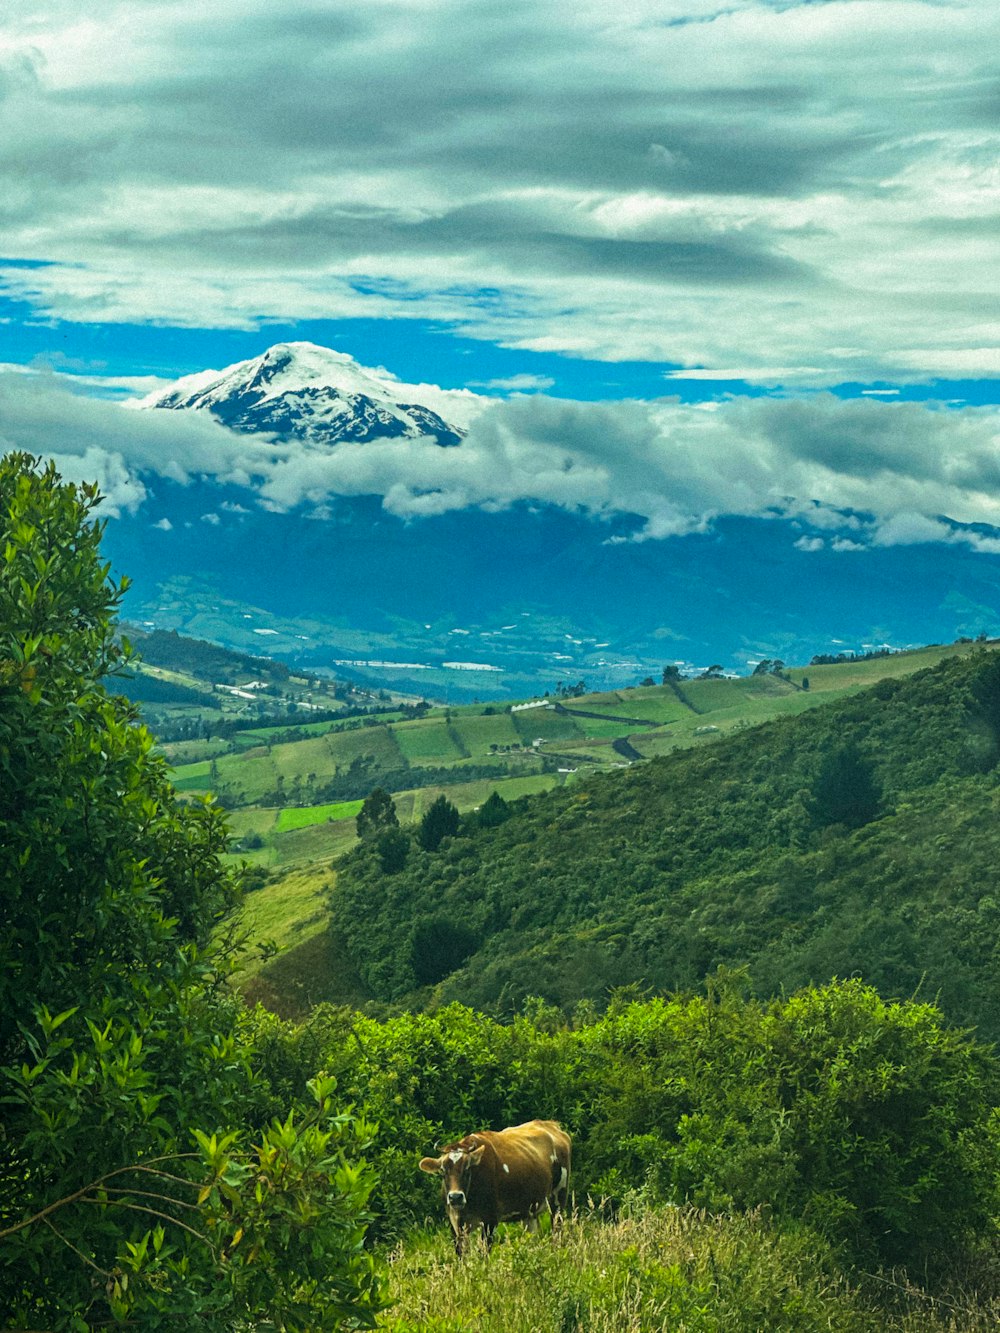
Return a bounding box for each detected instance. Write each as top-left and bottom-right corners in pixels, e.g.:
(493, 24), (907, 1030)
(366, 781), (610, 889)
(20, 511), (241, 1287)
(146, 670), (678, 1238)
(419, 1144), (486, 1210)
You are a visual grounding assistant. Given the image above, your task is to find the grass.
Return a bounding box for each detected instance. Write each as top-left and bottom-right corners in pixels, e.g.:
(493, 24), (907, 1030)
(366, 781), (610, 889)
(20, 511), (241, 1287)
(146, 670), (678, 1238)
(275, 800), (363, 832)
(231, 863), (333, 976)
(378, 1206), (991, 1332)
(450, 712), (520, 755)
(512, 711), (583, 743)
(395, 717), (466, 765)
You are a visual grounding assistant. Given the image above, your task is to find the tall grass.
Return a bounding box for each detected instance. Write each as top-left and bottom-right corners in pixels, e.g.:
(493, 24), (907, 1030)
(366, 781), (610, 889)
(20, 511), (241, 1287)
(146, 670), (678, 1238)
(378, 1206), (1000, 1332)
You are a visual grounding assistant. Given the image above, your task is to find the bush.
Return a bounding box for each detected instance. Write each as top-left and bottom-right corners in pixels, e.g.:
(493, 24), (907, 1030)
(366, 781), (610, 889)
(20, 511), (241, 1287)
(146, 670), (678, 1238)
(0, 456), (383, 1329)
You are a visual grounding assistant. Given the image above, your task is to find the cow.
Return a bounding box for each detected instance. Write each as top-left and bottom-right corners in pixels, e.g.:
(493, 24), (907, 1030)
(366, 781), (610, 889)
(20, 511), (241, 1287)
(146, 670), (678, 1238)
(419, 1118), (571, 1256)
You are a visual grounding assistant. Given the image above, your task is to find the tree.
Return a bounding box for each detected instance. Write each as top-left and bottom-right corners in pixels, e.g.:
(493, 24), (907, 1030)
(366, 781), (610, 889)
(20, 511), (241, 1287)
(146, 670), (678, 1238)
(477, 790), (511, 828)
(418, 794), (460, 851)
(376, 825), (410, 874)
(355, 785), (399, 839)
(810, 739), (881, 830)
(662, 665), (683, 683)
(0, 455), (383, 1329)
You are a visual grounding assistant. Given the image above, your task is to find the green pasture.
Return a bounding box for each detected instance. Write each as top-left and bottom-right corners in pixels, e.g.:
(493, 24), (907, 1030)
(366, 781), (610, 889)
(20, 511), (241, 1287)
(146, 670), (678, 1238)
(171, 760), (212, 792)
(160, 738), (232, 765)
(322, 724), (406, 771)
(231, 864), (333, 978)
(393, 715), (465, 764)
(563, 716), (646, 738)
(275, 800), (363, 832)
(580, 693), (692, 724)
(450, 710), (520, 754)
(512, 709), (583, 743)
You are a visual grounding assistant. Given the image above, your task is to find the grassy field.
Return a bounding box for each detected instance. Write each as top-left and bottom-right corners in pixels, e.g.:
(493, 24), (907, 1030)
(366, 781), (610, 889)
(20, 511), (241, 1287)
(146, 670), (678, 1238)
(395, 716), (466, 764)
(275, 800), (363, 832)
(378, 1206), (983, 1332)
(225, 770), (561, 870)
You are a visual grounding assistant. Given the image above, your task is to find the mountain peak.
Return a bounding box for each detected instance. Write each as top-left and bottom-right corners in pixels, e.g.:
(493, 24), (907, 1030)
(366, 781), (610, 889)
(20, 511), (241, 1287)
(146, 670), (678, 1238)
(134, 341), (489, 446)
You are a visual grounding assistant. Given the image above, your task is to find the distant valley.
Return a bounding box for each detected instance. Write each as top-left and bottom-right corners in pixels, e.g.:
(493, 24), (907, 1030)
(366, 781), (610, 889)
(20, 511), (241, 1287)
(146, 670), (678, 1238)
(98, 341), (1000, 699)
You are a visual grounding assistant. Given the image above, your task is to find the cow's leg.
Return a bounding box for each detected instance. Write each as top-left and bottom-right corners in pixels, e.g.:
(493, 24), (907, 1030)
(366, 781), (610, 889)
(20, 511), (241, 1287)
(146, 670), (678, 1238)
(550, 1164), (570, 1228)
(526, 1197), (549, 1235)
(482, 1222), (496, 1252)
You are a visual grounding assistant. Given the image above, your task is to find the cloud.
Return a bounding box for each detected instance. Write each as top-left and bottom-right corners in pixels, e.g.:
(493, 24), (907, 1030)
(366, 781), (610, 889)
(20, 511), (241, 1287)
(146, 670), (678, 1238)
(0, 0), (998, 382)
(472, 374), (556, 392)
(6, 372), (1000, 551)
(0, 370), (289, 514)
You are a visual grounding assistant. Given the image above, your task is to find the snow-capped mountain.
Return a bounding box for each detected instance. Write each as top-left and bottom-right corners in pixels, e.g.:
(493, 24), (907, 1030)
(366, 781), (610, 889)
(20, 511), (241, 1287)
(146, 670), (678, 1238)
(136, 341), (488, 447)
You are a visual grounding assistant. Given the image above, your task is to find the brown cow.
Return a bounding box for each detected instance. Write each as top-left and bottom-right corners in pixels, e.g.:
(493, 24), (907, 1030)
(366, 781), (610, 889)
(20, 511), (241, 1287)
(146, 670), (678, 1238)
(419, 1118), (571, 1255)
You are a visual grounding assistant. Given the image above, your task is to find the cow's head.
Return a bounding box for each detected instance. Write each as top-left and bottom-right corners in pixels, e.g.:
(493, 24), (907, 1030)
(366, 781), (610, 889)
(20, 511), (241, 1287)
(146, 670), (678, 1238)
(419, 1143), (487, 1210)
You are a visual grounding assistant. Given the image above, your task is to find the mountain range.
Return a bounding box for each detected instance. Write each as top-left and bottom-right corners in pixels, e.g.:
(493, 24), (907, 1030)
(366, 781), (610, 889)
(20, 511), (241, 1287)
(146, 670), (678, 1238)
(98, 341), (1000, 699)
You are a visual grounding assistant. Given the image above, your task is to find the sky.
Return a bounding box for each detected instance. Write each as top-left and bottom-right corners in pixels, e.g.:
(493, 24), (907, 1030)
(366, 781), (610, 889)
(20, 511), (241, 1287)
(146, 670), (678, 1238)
(0, 0), (998, 554)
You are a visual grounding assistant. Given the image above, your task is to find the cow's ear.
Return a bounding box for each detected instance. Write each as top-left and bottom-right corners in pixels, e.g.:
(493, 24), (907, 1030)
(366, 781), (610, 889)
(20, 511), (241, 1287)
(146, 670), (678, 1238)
(468, 1145), (487, 1166)
(419, 1156), (443, 1174)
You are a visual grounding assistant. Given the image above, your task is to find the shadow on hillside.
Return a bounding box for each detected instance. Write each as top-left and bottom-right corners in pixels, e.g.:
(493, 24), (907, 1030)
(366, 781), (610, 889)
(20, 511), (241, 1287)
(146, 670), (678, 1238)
(240, 927), (370, 1019)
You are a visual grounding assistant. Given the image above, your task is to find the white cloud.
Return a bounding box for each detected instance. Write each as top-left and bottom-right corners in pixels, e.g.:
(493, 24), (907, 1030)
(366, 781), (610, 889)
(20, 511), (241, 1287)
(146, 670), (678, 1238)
(474, 374), (557, 392)
(6, 371), (1000, 551)
(0, 0), (997, 383)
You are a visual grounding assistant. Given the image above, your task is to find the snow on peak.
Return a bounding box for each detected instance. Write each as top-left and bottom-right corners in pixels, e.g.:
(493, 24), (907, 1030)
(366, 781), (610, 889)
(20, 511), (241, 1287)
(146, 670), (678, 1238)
(134, 340), (488, 431)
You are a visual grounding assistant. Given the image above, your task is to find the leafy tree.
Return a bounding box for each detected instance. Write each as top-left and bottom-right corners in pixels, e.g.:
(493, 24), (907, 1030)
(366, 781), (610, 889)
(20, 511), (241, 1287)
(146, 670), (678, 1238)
(355, 785), (398, 838)
(662, 665), (683, 683)
(410, 916), (479, 987)
(0, 455), (382, 1330)
(418, 794), (460, 851)
(965, 650), (1000, 766)
(810, 740), (881, 830)
(477, 790), (511, 828)
(376, 825), (410, 874)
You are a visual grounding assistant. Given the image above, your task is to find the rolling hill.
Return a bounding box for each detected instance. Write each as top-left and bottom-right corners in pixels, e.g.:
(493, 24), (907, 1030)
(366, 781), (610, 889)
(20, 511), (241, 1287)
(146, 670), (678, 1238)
(212, 639), (1000, 1032)
(321, 645), (1000, 1039)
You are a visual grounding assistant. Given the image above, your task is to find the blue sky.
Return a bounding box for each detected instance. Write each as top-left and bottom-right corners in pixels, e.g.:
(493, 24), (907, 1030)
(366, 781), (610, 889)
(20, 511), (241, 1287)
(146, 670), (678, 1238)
(0, 0), (998, 553)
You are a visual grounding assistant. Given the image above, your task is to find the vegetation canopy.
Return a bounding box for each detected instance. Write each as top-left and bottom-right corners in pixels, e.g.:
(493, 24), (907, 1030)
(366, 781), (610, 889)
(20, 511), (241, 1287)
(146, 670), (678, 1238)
(0, 455), (382, 1331)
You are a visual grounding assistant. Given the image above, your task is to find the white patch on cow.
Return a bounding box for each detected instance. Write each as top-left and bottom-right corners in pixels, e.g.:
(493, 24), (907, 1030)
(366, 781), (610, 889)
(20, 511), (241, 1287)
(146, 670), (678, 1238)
(550, 1152), (557, 1162)
(448, 1150), (463, 1163)
(502, 1162), (510, 1173)
(558, 1167), (568, 1192)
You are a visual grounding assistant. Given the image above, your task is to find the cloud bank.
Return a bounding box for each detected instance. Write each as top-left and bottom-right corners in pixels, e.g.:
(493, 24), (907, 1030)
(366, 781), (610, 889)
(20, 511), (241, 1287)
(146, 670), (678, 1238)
(0, 0), (998, 383)
(4, 372), (999, 552)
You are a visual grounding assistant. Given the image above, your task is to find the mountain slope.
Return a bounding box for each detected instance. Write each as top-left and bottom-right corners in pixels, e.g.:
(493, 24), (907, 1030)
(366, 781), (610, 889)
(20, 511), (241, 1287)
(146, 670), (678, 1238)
(328, 648), (1000, 1037)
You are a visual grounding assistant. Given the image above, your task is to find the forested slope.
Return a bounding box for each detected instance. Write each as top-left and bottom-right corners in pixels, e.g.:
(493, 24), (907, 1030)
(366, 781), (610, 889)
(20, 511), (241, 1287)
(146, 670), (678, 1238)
(331, 650), (1000, 1035)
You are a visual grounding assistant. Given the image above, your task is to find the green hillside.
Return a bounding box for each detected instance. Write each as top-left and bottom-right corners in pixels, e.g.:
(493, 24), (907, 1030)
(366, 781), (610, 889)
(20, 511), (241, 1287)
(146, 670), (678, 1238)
(327, 647), (1000, 1040)
(168, 639), (989, 824)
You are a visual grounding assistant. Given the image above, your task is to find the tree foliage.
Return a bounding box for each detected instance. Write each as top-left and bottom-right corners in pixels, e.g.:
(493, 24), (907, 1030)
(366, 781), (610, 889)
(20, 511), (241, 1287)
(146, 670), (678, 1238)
(417, 794), (460, 851)
(254, 979), (1000, 1274)
(0, 455), (382, 1330)
(809, 740), (881, 830)
(355, 786), (399, 839)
